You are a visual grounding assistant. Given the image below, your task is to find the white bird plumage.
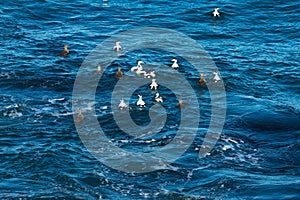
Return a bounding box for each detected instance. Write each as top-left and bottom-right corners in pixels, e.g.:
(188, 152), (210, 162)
(113, 41), (122, 51)
(150, 79), (159, 90)
(154, 92), (163, 103)
(144, 70), (156, 79)
(131, 60), (143, 72)
(136, 94), (146, 107)
(213, 71), (221, 82)
(171, 59), (179, 69)
(212, 7), (220, 17)
(119, 98), (127, 109)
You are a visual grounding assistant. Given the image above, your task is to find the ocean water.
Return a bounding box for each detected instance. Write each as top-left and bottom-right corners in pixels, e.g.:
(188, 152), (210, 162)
(1, 0), (300, 199)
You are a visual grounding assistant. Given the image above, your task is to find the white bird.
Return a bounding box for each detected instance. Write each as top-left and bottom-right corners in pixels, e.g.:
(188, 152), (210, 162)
(131, 60), (143, 71)
(150, 79), (159, 90)
(118, 98), (127, 110)
(212, 7), (220, 17)
(171, 59), (179, 69)
(154, 92), (163, 103)
(96, 65), (102, 74)
(136, 68), (147, 75)
(144, 70), (156, 79)
(213, 72), (221, 82)
(113, 41), (122, 51)
(136, 94), (146, 107)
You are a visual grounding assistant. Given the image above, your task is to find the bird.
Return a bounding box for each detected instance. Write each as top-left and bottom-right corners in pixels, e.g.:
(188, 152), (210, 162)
(178, 99), (184, 108)
(171, 59), (179, 69)
(144, 70), (156, 79)
(198, 73), (206, 85)
(212, 7), (220, 17)
(119, 98), (127, 109)
(131, 60), (143, 71)
(96, 65), (102, 74)
(150, 79), (159, 90)
(60, 44), (69, 56)
(115, 66), (123, 78)
(213, 72), (221, 82)
(136, 94), (146, 107)
(74, 108), (84, 123)
(113, 41), (122, 51)
(154, 92), (163, 103)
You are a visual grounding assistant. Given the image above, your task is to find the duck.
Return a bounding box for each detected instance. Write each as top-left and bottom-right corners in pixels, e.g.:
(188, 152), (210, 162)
(212, 7), (220, 17)
(118, 98), (127, 109)
(136, 94), (146, 107)
(178, 99), (184, 108)
(213, 71), (221, 82)
(60, 44), (69, 56)
(198, 73), (206, 85)
(74, 108), (84, 123)
(113, 41), (122, 51)
(150, 79), (159, 90)
(154, 92), (163, 103)
(131, 60), (143, 72)
(96, 65), (102, 74)
(171, 58), (179, 69)
(144, 70), (156, 79)
(115, 66), (123, 78)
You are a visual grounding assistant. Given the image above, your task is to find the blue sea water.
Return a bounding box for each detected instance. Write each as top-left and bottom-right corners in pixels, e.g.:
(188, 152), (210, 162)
(1, 0), (300, 199)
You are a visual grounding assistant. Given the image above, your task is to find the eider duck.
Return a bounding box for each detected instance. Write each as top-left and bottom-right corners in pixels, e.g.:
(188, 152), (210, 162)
(113, 41), (122, 51)
(60, 45), (69, 56)
(150, 79), (159, 90)
(178, 99), (184, 108)
(136, 94), (146, 107)
(119, 98), (127, 109)
(154, 92), (163, 103)
(74, 108), (84, 123)
(212, 7), (220, 17)
(131, 60), (143, 72)
(115, 66), (123, 78)
(144, 70), (156, 79)
(198, 73), (206, 85)
(213, 71), (221, 82)
(171, 58), (179, 69)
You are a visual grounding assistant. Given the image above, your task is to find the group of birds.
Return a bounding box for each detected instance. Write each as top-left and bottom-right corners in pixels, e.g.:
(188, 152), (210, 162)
(70, 7), (222, 123)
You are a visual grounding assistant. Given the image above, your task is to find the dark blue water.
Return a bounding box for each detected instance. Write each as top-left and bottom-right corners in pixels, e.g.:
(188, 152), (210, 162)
(1, 0), (300, 199)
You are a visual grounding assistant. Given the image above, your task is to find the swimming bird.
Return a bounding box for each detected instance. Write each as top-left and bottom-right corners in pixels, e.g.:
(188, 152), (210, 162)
(198, 73), (206, 85)
(60, 44), (69, 56)
(113, 41), (122, 51)
(212, 7), (220, 17)
(171, 59), (179, 69)
(154, 92), (163, 103)
(213, 71), (221, 82)
(96, 65), (102, 74)
(74, 108), (84, 123)
(131, 60), (143, 71)
(115, 66), (123, 78)
(136, 94), (146, 107)
(119, 98), (127, 109)
(150, 79), (159, 90)
(178, 99), (184, 108)
(144, 70), (156, 79)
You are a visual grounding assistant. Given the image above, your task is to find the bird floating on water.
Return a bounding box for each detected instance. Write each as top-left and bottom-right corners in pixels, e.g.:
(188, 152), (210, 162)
(213, 71), (221, 82)
(136, 94), (146, 107)
(154, 92), (163, 103)
(171, 59), (179, 69)
(113, 41), (122, 51)
(96, 65), (102, 74)
(198, 73), (206, 85)
(178, 99), (184, 108)
(144, 70), (156, 79)
(119, 98), (127, 109)
(131, 60), (143, 71)
(115, 66), (123, 78)
(150, 79), (159, 90)
(212, 7), (220, 17)
(60, 44), (69, 56)
(74, 108), (84, 123)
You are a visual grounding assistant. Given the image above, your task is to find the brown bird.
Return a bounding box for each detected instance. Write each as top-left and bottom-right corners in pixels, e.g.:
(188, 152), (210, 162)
(60, 44), (69, 56)
(198, 73), (206, 86)
(74, 108), (84, 123)
(115, 66), (123, 78)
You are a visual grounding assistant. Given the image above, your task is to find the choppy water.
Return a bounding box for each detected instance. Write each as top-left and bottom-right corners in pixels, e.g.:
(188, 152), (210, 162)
(1, 0), (299, 199)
